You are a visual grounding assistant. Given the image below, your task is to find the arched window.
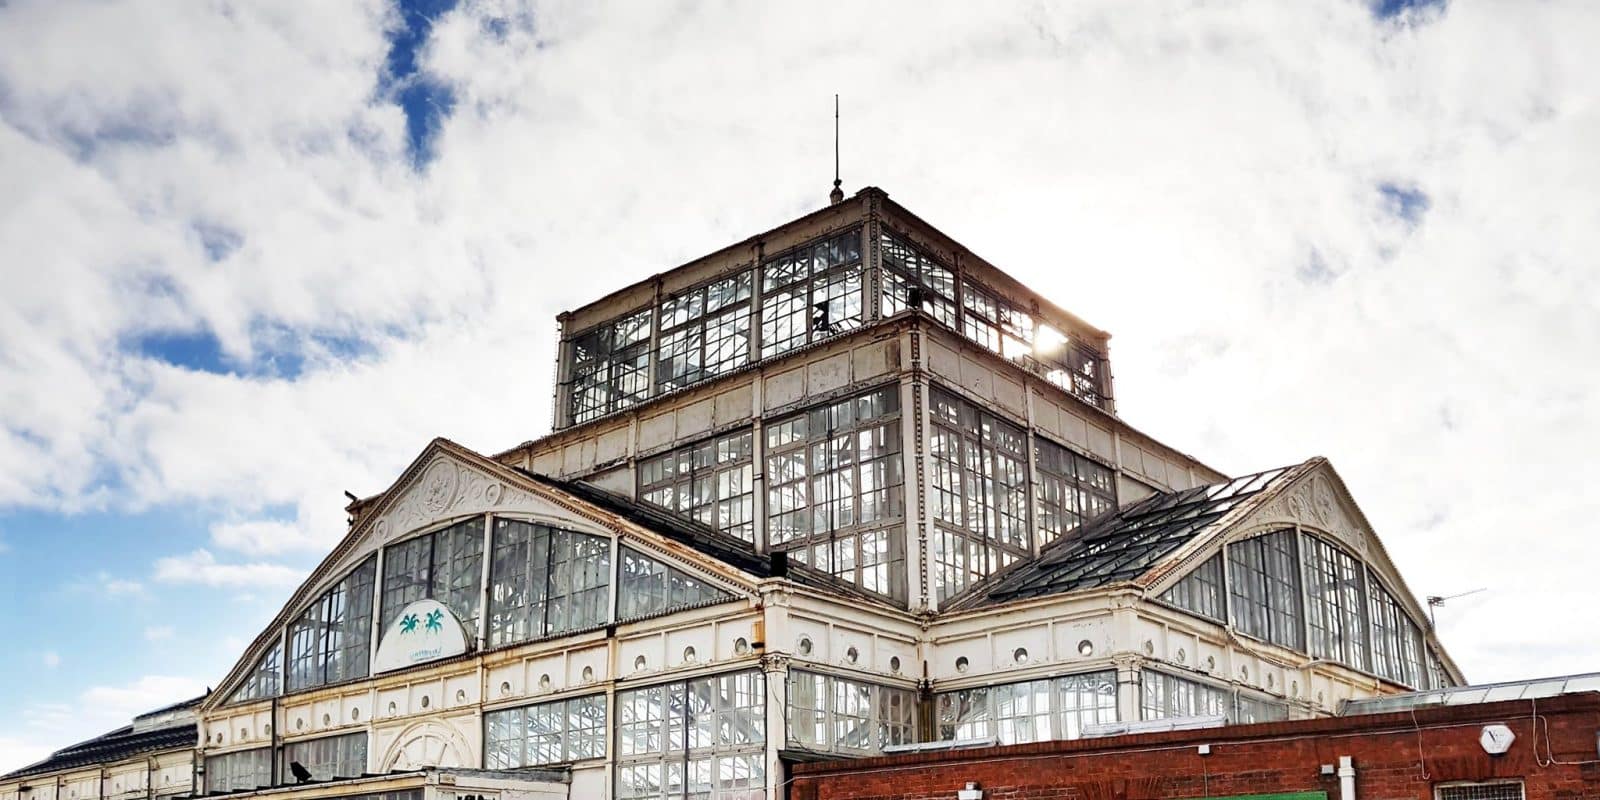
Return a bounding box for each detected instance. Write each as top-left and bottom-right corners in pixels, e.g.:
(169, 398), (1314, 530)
(487, 520), (611, 646)
(287, 556), (376, 691)
(380, 518), (484, 635)
(1226, 529), (1304, 649)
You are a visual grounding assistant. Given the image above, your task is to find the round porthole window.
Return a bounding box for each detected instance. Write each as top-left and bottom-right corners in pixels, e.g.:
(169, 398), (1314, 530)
(419, 695), (431, 709)
(1175, 648), (1187, 664)
(539, 674), (552, 690)
(889, 656), (901, 673)
(350, 709), (359, 722)
(1078, 639), (1095, 657)
(295, 718), (304, 731)
(734, 637), (750, 655)
(1142, 640), (1155, 656)
(845, 646), (859, 664)
(1206, 656), (1217, 672)
(635, 655), (648, 671)
(387, 701), (398, 716)
(684, 646), (698, 663)
(455, 689), (467, 703)
(321, 713), (331, 726)
(500, 681), (513, 696)
(798, 636), (813, 655)
(955, 656), (970, 673)
(239, 728), (248, 740)
(582, 665), (595, 682)
(1013, 647), (1029, 664)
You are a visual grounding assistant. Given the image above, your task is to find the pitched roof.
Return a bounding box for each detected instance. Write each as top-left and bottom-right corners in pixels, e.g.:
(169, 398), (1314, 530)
(523, 471), (775, 578)
(523, 471), (891, 606)
(3, 696), (203, 780)
(963, 463), (1304, 608)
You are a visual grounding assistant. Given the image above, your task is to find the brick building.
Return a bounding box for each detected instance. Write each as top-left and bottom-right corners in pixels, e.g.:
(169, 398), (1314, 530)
(790, 683), (1600, 800)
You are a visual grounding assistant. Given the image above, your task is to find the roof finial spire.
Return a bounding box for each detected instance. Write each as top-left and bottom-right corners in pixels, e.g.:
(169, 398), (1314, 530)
(830, 94), (844, 205)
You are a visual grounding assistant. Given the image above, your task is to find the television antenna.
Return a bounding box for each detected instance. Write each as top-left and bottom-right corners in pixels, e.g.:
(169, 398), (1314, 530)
(1425, 587), (1486, 627)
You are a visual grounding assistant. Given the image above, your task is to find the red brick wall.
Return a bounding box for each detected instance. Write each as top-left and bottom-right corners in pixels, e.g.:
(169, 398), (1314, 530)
(789, 694), (1600, 800)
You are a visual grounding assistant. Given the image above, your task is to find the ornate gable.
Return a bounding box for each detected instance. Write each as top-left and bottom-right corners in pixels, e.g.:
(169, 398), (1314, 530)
(1141, 458), (1462, 680)
(205, 438), (761, 710)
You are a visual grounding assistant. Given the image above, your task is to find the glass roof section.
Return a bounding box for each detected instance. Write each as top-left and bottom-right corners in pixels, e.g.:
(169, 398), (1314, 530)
(1340, 672), (1600, 715)
(968, 464), (1300, 607)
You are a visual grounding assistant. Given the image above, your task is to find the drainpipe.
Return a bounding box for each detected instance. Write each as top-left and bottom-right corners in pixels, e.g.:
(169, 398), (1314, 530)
(1338, 756), (1356, 800)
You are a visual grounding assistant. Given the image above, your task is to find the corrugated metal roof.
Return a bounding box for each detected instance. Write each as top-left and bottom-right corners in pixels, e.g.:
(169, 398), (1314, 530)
(965, 465), (1300, 607)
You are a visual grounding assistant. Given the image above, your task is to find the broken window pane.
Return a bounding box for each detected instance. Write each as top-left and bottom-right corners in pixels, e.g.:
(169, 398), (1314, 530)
(760, 229), (863, 359)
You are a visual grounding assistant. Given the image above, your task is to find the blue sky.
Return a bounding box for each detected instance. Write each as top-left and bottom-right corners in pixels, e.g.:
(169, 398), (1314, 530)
(3, 0), (1599, 774)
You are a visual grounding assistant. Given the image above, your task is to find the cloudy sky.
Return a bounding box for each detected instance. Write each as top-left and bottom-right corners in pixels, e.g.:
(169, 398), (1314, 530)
(2, 0), (1597, 773)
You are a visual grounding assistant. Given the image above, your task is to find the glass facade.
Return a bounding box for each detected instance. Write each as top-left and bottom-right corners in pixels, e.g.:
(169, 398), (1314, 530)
(765, 387), (904, 599)
(1140, 670), (1230, 720)
(1034, 436), (1116, 549)
(787, 671), (917, 755)
(1227, 529), (1305, 649)
(1369, 574), (1428, 687)
(205, 748), (272, 793)
(381, 519), (484, 634)
(568, 309), (653, 424)
(617, 547), (732, 622)
(1160, 554), (1226, 621)
(879, 230), (956, 327)
(930, 390), (1029, 601)
(759, 229), (864, 359)
(281, 732), (367, 782)
(1303, 534), (1368, 669)
(658, 273), (753, 392)
(617, 670), (766, 800)
(287, 556), (376, 692)
(559, 219), (1117, 428)
(486, 519), (611, 647)
(937, 672), (1117, 744)
(484, 694), (607, 767)
(1141, 670), (1290, 723)
(228, 642), (282, 704)
(639, 430), (756, 543)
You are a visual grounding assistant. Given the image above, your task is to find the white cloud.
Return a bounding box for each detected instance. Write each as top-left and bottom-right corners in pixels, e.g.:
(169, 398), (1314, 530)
(144, 625), (175, 641)
(41, 650), (61, 668)
(210, 518), (332, 556)
(153, 549), (304, 589)
(102, 572), (145, 595)
(0, 0), (1595, 694)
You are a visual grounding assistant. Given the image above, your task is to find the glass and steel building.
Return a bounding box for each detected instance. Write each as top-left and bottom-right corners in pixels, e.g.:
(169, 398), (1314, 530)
(150, 187), (1462, 800)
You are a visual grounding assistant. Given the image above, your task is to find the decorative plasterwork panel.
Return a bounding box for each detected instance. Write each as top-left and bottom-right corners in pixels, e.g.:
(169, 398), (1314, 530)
(320, 455), (616, 596)
(1236, 468), (1368, 558)
(374, 456), (607, 541)
(378, 718), (474, 771)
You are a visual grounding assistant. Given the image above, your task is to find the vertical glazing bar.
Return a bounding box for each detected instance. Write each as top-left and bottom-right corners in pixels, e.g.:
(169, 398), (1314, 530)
(477, 514), (493, 649)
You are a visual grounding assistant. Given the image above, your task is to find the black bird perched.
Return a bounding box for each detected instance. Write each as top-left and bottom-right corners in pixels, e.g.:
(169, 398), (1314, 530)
(288, 762), (313, 784)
